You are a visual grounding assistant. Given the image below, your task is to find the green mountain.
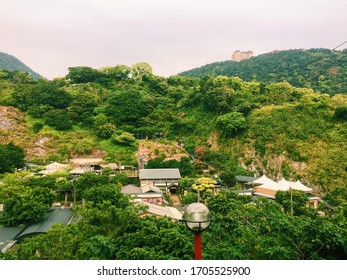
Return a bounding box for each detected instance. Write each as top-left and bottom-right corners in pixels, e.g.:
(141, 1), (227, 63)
(0, 52), (42, 80)
(0, 62), (346, 197)
(1, 62), (347, 260)
(180, 48), (347, 95)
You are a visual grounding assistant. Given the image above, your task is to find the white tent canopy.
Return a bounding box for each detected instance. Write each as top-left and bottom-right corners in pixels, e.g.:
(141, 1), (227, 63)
(251, 174), (277, 185)
(254, 176), (313, 193)
(293, 180), (313, 192)
(276, 178), (312, 192)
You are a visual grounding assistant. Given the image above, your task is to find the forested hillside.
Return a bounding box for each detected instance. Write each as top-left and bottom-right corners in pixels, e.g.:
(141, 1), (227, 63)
(0, 63), (346, 194)
(180, 49), (347, 95)
(0, 61), (346, 259)
(0, 52), (42, 80)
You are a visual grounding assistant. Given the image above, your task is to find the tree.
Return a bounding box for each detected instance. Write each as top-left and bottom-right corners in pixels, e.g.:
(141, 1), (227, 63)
(100, 65), (132, 82)
(131, 62), (153, 81)
(44, 109), (72, 130)
(275, 190), (309, 216)
(111, 131), (137, 146)
(334, 106), (347, 121)
(220, 169), (237, 187)
(93, 114), (117, 139)
(216, 112), (247, 136)
(105, 90), (148, 127)
(0, 142), (25, 174)
(192, 177), (217, 202)
(66, 66), (103, 84)
(73, 172), (110, 200)
(201, 77), (235, 113)
(0, 186), (54, 226)
(13, 224), (79, 260)
(68, 92), (98, 124)
(83, 184), (129, 207)
(178, 177), (194, 193)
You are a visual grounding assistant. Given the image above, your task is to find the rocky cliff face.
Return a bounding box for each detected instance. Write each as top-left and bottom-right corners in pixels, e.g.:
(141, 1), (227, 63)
(0, 106), (48, 160)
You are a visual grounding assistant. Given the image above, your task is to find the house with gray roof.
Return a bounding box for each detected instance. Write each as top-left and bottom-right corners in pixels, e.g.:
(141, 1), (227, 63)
(139, 168), (181, 193)
(16, 207), (73, 241)
(138, 201), (182, 221)
(0, 225), (24, 253)
(0, 207), (73, 252)
(121, 184), (164, 205)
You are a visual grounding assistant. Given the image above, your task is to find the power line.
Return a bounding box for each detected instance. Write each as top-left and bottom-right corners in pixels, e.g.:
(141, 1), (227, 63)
(303, 40), (347, 68)
(299, 40), (347, 88)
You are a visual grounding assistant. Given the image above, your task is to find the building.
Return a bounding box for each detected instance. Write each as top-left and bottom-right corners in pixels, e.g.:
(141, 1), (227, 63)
(236, 175), (259, 188)
(232, 50), (253, 62)
(38, 162), (69, 175)
(0, 207), (73, 252)
(139, 168), (181, 193)
(121, 184), (164, 205)
(138, 201), (182, 221)
(251, 175), (320, 208)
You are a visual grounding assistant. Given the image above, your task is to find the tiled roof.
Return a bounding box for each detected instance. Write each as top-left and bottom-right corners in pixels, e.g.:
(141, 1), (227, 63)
(139, 168), (181, 180)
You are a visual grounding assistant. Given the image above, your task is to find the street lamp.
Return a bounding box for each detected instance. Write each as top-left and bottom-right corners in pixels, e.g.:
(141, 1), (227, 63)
(182, 202), (212, 260)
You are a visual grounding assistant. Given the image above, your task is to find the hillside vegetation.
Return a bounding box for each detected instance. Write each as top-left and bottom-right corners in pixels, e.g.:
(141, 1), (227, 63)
(0, 52), (42, 80)
(0, 62), (346, 196)
(1, 58), (347, 260)
(180, 48), (347, 95)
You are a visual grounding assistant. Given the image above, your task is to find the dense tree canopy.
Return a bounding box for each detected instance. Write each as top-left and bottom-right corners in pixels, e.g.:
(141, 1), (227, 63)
(0, 56), (347, 260)
(0, 186), (54, 226)
(181, 48), (347, 95)
(0, 142), (25, 174)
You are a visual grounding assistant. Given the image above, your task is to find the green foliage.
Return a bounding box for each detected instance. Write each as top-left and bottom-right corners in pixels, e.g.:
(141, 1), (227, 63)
(67, 92), (98, 124)
(105, 90), (148, 127)
(219, 165), (237, 187)
(111, 131), (137, 146)
(145, 156), (193, 177)
(32, 122), (43, 133)
(0, 142), (25, 173)
(216, 112), (247, 136)
(66, 66), (104, 84)
(0, 186), (55, 226)
(0, 52), (42, 80)
(12, 80), (72, 112)
(44, 109), (72, 130)
(204, 191), (346, 260)
(179, 177), (195, 192)
(334, 106), (347, 121)
(275, 190), (310, 215)
(1, 60), (347, 261)
(181, 191), (198, 205)
(181, 48), (347, 95)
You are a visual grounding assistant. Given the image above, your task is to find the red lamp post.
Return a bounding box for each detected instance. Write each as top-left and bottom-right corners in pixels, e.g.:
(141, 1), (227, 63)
(182, 203), (212, 260)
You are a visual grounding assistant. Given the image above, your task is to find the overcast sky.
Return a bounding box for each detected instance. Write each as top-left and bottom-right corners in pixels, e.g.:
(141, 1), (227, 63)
(1, 0), (346, 79)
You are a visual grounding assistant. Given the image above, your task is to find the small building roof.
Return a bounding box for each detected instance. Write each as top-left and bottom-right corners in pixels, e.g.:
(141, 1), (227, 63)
(122, 184), (162, 195)
(70, 158), (103, 165)
(45, 162), (69, 170)
(122, 185), (142, 194)
(100, 163), (119, 169)
(140, 184), (162, 194)
(140, 202), (182, 220)
(236, 175), (259, 183)
(0, 225), (24, 252)
(16, 207), (73, 241)
(38, 162), (69, 174)
(253, 192), (276, 199)
(69, 168), (89, 175)
(139, 168), (181, 180)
